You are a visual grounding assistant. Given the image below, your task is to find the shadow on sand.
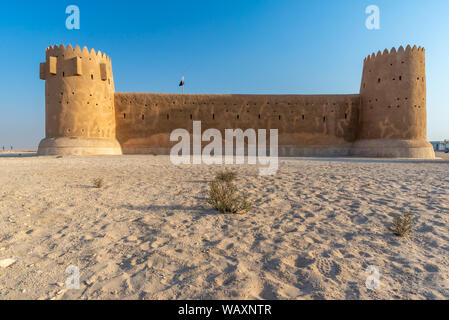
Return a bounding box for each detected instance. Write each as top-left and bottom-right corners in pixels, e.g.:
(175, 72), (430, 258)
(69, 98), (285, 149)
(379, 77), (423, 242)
(119, 204), (217, 215)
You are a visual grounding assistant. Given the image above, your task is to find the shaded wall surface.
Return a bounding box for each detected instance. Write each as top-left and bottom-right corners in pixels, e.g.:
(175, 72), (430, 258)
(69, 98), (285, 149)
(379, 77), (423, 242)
(114, 93), (360, 156)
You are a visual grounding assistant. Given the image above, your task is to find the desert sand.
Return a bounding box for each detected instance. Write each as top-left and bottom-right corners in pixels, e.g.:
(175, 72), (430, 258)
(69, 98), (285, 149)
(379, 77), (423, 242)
(0, 154), (448, 300)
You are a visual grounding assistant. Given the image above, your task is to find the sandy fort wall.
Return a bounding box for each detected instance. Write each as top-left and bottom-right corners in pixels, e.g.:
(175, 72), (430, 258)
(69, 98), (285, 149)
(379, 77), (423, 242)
(37, 44), (435, 158)
(114, 93), (360, 156)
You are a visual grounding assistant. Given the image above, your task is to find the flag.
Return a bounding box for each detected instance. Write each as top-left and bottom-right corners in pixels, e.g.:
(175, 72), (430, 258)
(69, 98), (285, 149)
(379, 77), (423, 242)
(179, 76), (184, 87)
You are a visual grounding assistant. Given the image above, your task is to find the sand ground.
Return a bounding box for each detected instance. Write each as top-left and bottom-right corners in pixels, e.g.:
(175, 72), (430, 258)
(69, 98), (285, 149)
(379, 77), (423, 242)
(0, 154), (448, 300)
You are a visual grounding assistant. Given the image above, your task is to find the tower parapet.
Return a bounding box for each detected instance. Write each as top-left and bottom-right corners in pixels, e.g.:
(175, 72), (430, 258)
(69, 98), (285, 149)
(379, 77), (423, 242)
(37, 44), (121, 155)
(353, 45), (434, 158)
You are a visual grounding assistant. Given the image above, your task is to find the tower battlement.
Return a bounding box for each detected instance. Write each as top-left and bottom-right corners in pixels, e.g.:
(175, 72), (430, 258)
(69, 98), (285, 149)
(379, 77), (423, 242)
(37, 44), (435, 158)
(40, 44), (113, 83)
(45, 44), (111, 61)
(363, 45), (425, 64)
(361, 45), (426, 93)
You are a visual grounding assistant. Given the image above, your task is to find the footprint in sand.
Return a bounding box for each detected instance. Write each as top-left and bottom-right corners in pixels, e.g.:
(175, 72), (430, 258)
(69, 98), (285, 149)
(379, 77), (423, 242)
(315, 258), (341, 278)
(215, 273), (237, 287)
(424, 263), (439, 273)
(295, 255), (315, 268)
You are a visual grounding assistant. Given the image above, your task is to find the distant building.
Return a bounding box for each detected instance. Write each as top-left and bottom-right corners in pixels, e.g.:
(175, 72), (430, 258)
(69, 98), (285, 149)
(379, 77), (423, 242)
(430, 141), (448, 151)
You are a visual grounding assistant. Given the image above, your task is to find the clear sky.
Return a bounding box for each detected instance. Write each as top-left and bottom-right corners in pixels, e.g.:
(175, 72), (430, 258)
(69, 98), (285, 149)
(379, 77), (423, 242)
(0, 0), (448, 149)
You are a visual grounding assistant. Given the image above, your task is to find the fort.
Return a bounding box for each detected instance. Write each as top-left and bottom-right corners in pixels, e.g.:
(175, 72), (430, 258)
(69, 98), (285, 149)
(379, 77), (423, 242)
(37, 44), (435, 158)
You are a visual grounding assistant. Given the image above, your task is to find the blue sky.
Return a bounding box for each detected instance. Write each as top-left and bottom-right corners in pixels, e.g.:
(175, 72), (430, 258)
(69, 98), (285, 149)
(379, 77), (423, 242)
(0, 0), (448, 149)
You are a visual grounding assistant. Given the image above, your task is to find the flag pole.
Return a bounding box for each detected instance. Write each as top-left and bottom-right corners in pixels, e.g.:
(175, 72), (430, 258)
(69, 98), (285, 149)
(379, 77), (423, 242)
(180, 75), (185, 95)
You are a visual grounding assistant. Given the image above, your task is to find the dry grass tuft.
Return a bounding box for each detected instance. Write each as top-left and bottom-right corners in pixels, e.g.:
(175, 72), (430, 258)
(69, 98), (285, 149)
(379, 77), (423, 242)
(93, 178), (104, 189)
(207, 179), (251, 215)
(215, 170), (238, 183)
(389, 212), (414, 237)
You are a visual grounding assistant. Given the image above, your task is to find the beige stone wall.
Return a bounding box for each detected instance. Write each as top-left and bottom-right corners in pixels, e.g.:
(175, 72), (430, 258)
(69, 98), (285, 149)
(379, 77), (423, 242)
(114, 93), (360, 156)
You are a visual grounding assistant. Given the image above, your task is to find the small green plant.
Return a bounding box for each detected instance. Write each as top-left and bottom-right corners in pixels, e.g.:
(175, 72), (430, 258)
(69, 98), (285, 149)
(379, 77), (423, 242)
(215, 170), (238, 183)
(207, 180), (251, 214)
(93, 178), (104, 189)
(389, 212), (414, 237)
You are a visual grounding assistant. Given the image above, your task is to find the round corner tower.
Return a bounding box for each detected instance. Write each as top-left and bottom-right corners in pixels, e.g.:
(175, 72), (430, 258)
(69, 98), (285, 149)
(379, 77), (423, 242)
(353, 45), (435, 158)
(37, 44), (122, 155)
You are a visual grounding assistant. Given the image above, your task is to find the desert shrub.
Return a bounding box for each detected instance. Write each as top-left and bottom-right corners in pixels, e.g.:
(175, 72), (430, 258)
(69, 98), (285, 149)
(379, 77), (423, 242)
(93, 178), (104, 189)
(207, 180), (251, 214)
(389, 212), (414, 237)
(215, 170), (237, 183)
